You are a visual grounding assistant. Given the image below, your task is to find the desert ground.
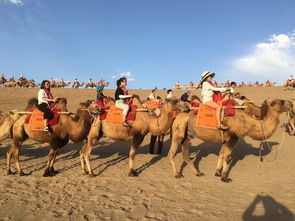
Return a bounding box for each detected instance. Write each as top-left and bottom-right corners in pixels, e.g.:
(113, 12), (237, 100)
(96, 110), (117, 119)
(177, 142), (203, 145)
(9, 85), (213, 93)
(0, 86), (294, 221)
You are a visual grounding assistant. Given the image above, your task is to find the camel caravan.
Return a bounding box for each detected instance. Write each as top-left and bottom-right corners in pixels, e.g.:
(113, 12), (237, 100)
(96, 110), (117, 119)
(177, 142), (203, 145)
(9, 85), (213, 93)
(0, 73), (295, 184)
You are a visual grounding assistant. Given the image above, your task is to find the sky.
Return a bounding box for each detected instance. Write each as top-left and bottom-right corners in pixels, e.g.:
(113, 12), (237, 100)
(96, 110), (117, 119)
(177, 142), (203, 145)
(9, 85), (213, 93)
(0, 0), (295, 89)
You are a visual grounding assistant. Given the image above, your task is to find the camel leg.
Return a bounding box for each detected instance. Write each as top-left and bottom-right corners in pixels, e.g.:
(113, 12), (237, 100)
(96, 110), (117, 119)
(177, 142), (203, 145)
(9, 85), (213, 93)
(7, 140), (27, 176)
(182, 139), (205, 177)
(216, 135), (238, 183)
(6, 145), (15, 175)
(215, 144), (225, 177)
(157, 134), (165, 154)
(168, 137), (182, 178)
(84, 142), (96, 176)
(49, 149), (59, 175)
(43, 148), (58, 177)
(128, 133), (145, 177)
(149, 135), (157, 154)
(80, 143), (88, 175)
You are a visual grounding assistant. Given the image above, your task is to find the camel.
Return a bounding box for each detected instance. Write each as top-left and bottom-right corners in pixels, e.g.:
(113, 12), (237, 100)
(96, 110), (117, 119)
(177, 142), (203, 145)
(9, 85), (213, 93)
(284, 79), (295, 89)
(0, 110), (19, 142)
(72, 81), (85, 89)
(5, 79), (17, 87)
(26, 79), (38, 88)
(80, 95), (189, 176)
(6, 98), (100, 177)
(168, 98), (292, 182)
(85, 81), (96, 88)
(57, 80), (71, 88)
(16, 77), (28, 87)
(173, 84), (186, 90)
(0, 77), (7, 87)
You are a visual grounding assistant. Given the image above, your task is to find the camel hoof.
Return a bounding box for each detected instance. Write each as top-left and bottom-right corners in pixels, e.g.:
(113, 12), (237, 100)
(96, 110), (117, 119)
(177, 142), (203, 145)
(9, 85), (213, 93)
(50, 169), (59, 175)
(7, 170), (15, 175)
(196, 172), (205, 177)
(175, 173), (183, 178)
(43, 169), (52, 177)
(19, 171), (29, 176)
(221, 177), (232, 183)
(128, 169), (138, 177)
(215, 172), (222, 177)
(88, 173), (96, 177)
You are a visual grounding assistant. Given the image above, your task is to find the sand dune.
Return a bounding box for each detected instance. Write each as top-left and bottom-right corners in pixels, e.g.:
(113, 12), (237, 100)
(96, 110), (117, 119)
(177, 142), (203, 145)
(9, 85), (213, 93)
(0, 87), (294, 220)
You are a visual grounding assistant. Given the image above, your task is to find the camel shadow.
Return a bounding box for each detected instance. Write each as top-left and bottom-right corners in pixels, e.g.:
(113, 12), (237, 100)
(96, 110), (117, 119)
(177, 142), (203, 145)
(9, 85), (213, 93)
(1, 135), (172, 176)
(242, 195), (294, 221)
(179, 139), (277, 177)
(88, 138), (171, 176)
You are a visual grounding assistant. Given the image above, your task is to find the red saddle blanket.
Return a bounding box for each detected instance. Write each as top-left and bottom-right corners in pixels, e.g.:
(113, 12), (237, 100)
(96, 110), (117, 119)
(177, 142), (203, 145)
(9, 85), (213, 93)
(24, 108), (61, 126)
(100, 105), (137, 123)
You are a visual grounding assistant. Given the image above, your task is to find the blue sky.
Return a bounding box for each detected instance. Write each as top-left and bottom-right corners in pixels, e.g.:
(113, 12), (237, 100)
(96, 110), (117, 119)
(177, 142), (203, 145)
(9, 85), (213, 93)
(1, 0), (295, 89)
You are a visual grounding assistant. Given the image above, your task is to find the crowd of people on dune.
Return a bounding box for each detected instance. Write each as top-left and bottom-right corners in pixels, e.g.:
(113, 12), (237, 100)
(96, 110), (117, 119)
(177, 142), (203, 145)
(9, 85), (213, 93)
(0, 74), (109, 89)
(173, 79), (279, 90)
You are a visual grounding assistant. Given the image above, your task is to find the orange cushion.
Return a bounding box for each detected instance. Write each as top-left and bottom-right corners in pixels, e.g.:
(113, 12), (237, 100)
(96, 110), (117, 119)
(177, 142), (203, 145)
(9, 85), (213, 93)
(196, 104), (218, 129)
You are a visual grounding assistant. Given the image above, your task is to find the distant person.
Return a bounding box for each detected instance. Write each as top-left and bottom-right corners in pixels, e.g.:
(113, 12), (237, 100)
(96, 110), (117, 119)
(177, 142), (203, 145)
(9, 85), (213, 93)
(201, 71), (230, 130)
(115, 77), (133, 127)
(148, 89), (156, 100)
(38, 80), (58, 131)
(288, 75), (294, 81)
(165, 89), (173, 99)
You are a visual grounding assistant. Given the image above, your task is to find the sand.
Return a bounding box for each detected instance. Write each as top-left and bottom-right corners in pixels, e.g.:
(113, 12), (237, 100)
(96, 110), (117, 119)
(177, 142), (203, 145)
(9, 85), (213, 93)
(0, 87), (294, 221)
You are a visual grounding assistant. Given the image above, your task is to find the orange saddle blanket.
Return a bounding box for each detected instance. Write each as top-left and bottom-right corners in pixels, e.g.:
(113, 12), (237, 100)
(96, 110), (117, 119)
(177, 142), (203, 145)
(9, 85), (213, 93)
(195, 101), (236, 129)
(104, 105), (137, 124)
(25, 108), (61, 130)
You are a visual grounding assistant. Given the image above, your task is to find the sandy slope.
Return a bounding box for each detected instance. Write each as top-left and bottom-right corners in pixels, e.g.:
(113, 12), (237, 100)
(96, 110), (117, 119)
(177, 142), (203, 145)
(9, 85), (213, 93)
(0, 87), (294, 221)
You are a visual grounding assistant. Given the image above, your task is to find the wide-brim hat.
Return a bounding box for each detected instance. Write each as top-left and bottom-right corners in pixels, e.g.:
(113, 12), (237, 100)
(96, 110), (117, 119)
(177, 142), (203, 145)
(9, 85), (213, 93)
(200, 71), (215, 84)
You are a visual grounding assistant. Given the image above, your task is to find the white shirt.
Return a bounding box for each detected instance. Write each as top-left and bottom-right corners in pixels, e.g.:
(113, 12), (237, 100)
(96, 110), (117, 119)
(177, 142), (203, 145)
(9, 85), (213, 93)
(38, 89), (49, 105)
(148, 93), (155, 100)
(201, 81), (227, 103)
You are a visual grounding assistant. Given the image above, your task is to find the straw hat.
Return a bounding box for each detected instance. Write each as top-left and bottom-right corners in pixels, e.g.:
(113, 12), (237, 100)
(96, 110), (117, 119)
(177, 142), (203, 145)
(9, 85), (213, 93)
(200, 71), (215, 84)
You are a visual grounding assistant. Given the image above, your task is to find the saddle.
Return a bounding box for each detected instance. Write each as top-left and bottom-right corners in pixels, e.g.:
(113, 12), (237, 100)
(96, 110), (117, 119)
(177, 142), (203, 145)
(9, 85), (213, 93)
(100, 105), (137, 124)
(25, 108), (61, 131)
(195, 99), (236, 129)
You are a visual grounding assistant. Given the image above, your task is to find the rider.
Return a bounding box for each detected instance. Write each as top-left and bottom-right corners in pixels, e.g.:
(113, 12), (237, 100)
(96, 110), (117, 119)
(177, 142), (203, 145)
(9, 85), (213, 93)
(96, 80), (106, 108)
(148, 89), (156, 100)
(38, 80), (58, 131)
(115, 77), (133, 127)
(201, 71), (230, 130)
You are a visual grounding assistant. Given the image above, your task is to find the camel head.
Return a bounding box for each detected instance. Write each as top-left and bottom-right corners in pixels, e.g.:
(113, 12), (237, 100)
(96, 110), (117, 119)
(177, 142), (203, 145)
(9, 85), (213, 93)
(8, 109), (20, 122)
(55, 98), (68, 111)
(25, 98), (38, 110)
(261, 98), (293, 119)
(80, 100), (100, 115)
(165, 97), (190, 112)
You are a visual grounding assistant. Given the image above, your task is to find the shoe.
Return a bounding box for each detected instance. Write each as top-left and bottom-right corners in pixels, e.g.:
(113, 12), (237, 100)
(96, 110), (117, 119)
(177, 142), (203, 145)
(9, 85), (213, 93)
(218, 124), (228, 130)
(43, 126), (49, 132)
(122, 121), (131, 127)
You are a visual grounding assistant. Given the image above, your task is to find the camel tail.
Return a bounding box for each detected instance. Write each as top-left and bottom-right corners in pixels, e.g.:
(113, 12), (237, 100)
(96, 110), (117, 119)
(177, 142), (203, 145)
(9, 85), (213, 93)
(26, 98), (38, 110)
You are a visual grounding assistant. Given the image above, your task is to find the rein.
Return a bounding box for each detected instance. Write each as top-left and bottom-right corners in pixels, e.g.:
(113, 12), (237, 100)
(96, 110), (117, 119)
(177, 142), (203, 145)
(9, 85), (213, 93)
(257, 121), (286, 175)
